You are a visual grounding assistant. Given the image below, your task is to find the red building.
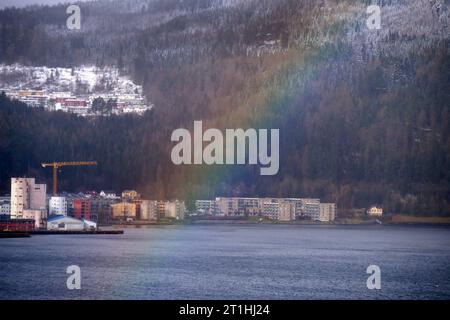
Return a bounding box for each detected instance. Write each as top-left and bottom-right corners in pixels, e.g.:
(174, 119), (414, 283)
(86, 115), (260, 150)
(73, 199), (91, 220)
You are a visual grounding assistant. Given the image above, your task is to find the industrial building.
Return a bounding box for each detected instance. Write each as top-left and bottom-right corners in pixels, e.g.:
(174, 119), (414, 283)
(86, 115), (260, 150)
(47, 216), (97, 231)
(10, 177), (47, 228)
(22, 210), (45, 228)
(11, 178), (46, 218)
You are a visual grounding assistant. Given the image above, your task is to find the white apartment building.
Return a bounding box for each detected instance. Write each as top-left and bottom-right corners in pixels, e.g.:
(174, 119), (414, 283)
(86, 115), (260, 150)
(195, 200), (215, 215)
(10, 178), (47, 220)
(317, 203), (336, 222)
(0, 203), (10, 215)
(261, 199), (295, 221)
(194, 197), (335, 222)
(261, 200), (279, 220)
(49, 196), (68, 216)
(215, 197), (235, 216)
(164, 200), (186, 220)
(279, 201), (295, 221)
(302, 199), (321, 220)
(215, 197), (261, 216)
(140, 200), (158, 221)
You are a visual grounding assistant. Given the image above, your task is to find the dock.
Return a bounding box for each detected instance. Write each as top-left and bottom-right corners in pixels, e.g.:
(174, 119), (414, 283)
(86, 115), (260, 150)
(31, 230), (124, 235)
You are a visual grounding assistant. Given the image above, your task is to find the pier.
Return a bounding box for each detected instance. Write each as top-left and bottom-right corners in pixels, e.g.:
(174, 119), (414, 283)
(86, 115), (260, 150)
(31, 230), (124, 235)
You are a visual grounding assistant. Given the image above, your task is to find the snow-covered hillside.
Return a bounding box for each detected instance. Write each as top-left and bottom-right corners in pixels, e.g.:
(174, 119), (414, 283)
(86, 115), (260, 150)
(0, 64), (153, 116)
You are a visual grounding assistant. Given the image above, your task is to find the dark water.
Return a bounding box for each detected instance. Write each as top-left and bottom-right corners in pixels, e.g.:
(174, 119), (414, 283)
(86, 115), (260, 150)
(0, 224), (449, 300)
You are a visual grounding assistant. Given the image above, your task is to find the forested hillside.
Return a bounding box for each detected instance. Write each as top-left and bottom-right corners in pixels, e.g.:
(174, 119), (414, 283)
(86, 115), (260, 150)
(0, 0), (449, 214)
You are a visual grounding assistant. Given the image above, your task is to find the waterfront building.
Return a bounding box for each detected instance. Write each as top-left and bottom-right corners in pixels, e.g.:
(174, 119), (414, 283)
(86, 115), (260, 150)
(318, 203), (336, 222)
(215, 197), (261, 216)
(261, 199), (279, 220)
(46, 216), (97, 231)
(237, 198), (260, 216)
(156, 201), (167, 219)
(10, 178), (47, 224)
(195, 200), (215, 215)
(130, 199), (142, 219)
(90, 198), (115, 224)
(111, 202), (137, 220)
(215, 197), (234, 216)
(73, 199), (91, 220)
(302, 199), (321, 220)
(279, 201), (295, 221)
(140, 200), (158, 221)
(260, 199), (295, 221)
(283, 198), (304, 219)
(164, 200), (186, 220)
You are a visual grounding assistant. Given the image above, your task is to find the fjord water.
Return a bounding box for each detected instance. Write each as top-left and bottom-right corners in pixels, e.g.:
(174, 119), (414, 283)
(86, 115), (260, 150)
(0, 224), (449, 300)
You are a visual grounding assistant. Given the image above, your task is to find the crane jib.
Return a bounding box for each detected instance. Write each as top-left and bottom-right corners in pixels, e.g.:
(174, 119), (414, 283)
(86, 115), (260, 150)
(41, 161), (97, 195)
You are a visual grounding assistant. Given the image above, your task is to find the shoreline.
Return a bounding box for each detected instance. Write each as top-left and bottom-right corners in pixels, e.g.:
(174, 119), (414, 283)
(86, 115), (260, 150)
(186, 220), (450, 227)
(2, 217), (449, 238)
(102, 215), (450, 228)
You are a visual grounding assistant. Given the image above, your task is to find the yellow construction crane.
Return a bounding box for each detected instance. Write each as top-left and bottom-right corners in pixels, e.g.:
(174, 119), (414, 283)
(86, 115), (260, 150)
(41, 161), (97, 195)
